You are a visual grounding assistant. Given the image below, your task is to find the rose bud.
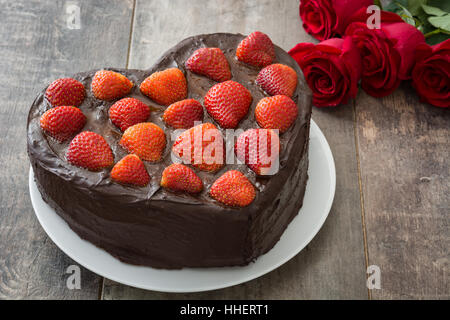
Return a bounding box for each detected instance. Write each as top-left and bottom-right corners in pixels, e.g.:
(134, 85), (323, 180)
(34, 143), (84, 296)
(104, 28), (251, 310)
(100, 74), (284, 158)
(412, 39), (450, 108)
(345, 9), (425, 97)
(289, 37), (361, 107)
(299, 0), (373, 40)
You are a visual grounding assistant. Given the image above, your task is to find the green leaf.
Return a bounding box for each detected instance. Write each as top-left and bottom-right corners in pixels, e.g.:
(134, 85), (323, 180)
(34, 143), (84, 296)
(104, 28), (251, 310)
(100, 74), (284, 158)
(422, 4), (448, 16)
(427, 0), (450, 13)
(408, 0), (428, 16)
(429, 14), (450, 32)
(426, 31), (450, 45)
(397, 2), (418, 26)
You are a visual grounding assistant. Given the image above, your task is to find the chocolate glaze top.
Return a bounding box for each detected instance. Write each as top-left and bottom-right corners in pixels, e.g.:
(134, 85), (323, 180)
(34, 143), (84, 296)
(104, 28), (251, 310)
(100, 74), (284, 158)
(27, 33), (312, 215)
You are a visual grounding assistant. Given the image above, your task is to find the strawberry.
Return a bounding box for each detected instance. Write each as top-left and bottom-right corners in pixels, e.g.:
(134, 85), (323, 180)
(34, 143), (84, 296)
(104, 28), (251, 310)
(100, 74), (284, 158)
(235, 129), (280, 175)
(210, 170), (256, 207)
(109, 97), (150, 131)
(45, 78), (85, 107)
(120, 122), (166, 161)
(172, 123), (225, 172)
(91, 70), (133, 101)
(255, 95), (298, 133)
(140, 68), (187, 106)
(236, 31), (275, 68)
(163, 99), (203, 129)
(110, 154), (150, 187)
(66, 131), (114, 171)
(256, 63), (298, 97)
(185, 47), (231, 82)
(160, 163), (203, 193)
(203, 80), (252, 128)
(40, 106), (86, 142)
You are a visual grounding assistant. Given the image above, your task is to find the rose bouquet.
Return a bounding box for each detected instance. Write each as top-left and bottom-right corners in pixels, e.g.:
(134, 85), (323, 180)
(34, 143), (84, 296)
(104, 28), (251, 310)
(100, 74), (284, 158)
(290, 0), (449, 108)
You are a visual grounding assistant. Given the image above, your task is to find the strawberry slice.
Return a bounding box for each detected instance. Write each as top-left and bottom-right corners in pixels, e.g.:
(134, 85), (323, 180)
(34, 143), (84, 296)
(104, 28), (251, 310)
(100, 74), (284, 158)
(160, 163), (203, 193)
(91, 70), (133, 101)
(40, 106), (86, 142)
(163, 99), (203, 129)
(120, 122), (166, 161)
(110, 154), (150, 187)
(235, 128), (281, 175)
(255, 95), (298, 133)
(185, 47), (231, 82)
(210, 170), (256, 207)
(172, 123), (225, 172)
(140, 68), (187, 106)
(236, 31), (275, 68)
(45, 78), (85, 107)
(66, 131), (114, 171)
(203, 80), (252, 128)
(256, 63), (298, 97)
(109, 97), (150, 131)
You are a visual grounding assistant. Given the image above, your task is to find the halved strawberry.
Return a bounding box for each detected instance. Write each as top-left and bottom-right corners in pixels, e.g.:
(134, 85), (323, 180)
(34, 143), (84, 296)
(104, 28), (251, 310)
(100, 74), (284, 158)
(120, 122), (166, 161)
(40, 106), (86, 142)
(256, 63), (298, 97)
(172, 123), (225, 172)
(109, 97), (150, 131)
(203, 80), (252, 128)
(236, 31), (275, 68)
(185, 47), (231, 82)
(110, 154), (150, 187)
(66, 131), (114, 171)
(91, 70), (133, 101)
(45, 78), (85, 107)
(255, 95), (298, 133)
(210, 170), (256, 207)
(160, 163), (203, 193)
(163, 99), (203, 129)
(235, 128), (280, 175)
(140, 68), (187, 106)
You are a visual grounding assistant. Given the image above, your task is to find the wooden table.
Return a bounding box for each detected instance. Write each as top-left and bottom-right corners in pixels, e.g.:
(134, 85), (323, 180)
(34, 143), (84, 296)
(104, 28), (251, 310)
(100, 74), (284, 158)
(0, 0), (448, 300)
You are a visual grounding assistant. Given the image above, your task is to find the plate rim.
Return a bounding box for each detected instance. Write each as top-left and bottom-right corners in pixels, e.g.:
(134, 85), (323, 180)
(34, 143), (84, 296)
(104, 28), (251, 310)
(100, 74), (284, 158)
(29, 119), (336, 293)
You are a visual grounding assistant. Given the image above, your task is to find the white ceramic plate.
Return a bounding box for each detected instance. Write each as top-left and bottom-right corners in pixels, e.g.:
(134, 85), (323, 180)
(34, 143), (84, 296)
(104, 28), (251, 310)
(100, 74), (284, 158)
(29, 119), (335, 293)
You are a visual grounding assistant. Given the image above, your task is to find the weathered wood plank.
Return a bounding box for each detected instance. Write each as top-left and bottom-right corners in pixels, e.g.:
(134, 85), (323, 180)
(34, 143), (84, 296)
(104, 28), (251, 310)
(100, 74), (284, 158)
(0, 0), (133, 299)
(355, 84), (449, 299)
(103, 0), (368, 299)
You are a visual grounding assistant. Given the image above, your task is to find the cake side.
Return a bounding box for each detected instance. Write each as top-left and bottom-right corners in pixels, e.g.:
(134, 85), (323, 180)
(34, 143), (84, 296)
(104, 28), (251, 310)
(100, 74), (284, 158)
(27, 33), (312, 268)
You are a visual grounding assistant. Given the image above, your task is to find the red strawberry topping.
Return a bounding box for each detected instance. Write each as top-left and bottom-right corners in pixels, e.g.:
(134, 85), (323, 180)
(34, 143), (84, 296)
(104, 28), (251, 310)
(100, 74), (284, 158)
(40, 106), (86, 142)
(256, 63), (298, 97)
(66, 131), (114, 171)
(236, 31), (275, 68)
(160, 163), (203, 193)
(235, 128), (281, 175)
(140, 68), (187, 106)
(203, 80), (252, 128)
(185, 47), (231, 82)
(120, 123), (166, 162)
(163, 99), (203, 129)
(255, 95), (298, 133)
(45, 78), (86, 107)
(172, 123), (225, 172)
(109, 97), (150, 131)
(110, 154), (150, 187)
(210, 170), (256, 207)
(91, 70), (133, 101)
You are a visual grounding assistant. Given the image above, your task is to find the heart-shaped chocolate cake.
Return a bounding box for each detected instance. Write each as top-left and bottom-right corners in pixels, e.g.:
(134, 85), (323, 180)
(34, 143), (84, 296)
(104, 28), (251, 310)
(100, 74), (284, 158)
(27, 32), (312, 269)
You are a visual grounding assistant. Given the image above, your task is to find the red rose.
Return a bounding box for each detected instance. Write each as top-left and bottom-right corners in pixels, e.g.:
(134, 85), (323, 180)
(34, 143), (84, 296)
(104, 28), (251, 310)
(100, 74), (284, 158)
(345, 9), (425, 97)
(412, 40), (450, 108)
(299, 0), (373, 40)
(289, 37), (361, 107)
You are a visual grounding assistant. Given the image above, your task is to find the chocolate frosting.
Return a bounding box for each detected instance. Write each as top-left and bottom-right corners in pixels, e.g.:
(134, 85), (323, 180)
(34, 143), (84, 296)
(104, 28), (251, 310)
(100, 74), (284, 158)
(27, 33), (312, 268)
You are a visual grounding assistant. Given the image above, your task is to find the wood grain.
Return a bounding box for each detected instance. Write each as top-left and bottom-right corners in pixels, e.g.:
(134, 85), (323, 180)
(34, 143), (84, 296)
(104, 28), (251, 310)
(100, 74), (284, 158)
(355, 84), (449, 299)
(0, 0), (133, 299)
(102, 0), (368, 299)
